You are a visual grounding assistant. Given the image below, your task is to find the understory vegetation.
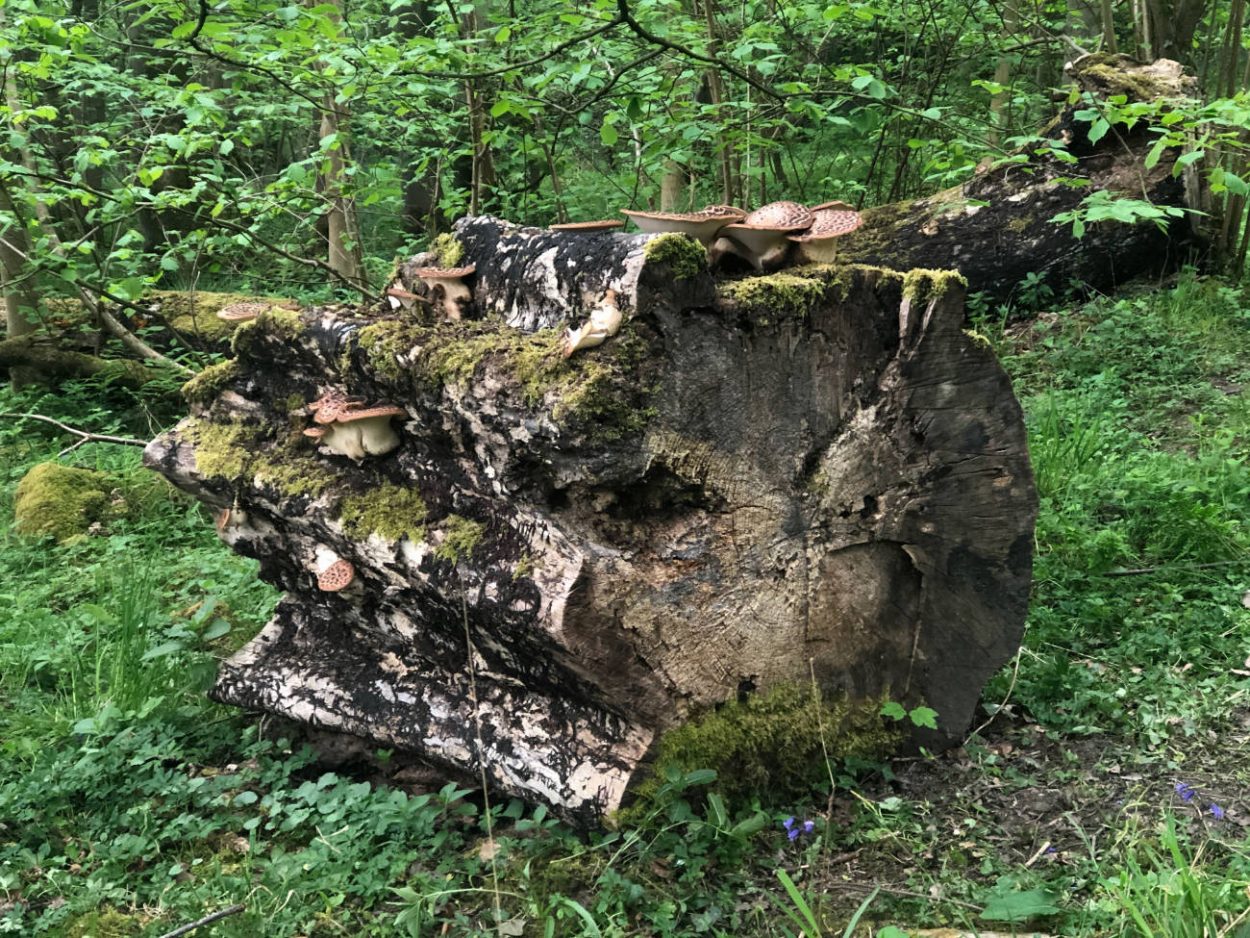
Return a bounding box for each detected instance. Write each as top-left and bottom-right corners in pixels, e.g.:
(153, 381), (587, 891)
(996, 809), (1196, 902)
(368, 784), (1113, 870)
(2, 270), (1248, 936)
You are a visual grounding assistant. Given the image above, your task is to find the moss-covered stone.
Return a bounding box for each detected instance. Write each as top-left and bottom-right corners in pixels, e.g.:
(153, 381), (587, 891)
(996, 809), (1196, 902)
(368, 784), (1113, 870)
(720, 272), (830, 316)
(337, 482), (428, 542)
(435, 514), (485, 562)
(430, 233), (466, 268)
(644, 233), (707, 280)
(63, 907), (147, 938)
(181, 360), (241, 405)
(631, 683), (899, 808)
(902, 268), (967, 303)
(14, 462), (116, 542)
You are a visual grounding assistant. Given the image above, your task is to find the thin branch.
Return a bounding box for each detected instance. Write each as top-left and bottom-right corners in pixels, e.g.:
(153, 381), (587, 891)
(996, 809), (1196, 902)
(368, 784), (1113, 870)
(157, 904), (246, 938)
(0, 413), (148, 448)
(615, 0), (785, 101)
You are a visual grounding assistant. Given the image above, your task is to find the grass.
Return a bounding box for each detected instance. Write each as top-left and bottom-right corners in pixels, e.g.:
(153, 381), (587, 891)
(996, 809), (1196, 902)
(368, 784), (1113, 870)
(2, 270), (1250, 935)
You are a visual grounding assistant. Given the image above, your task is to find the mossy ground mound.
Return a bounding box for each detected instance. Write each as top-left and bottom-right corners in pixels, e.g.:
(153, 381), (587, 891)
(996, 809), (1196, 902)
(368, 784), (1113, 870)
(14, 462), (118, 542)
(149, 290), (298, 345)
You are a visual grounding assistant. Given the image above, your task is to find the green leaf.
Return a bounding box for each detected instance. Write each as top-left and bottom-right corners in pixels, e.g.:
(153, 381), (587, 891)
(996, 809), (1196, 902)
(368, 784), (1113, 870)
(233, 790), (259, 806)
(980, 887), (1060, 922)
(201, 619), (231, 641)
(908, 706), (938, 729)
(599, 119), (618, 147)
(880, 700), (906, 721)
(1087, 118), (1110, 145)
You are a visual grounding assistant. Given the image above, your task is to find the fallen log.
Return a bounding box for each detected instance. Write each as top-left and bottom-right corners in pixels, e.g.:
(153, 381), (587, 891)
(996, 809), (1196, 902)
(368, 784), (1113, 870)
(838, 55), (1202, 305)
(145, 218), (1037, 823)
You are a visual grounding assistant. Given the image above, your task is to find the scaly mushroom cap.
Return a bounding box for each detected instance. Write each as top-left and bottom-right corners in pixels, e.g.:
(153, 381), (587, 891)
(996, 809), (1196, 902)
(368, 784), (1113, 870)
(317, 558), (355, 592)
(309, 391), (366, 425)
(741, 200), (814, 230)
(550, 220), (625, 232)
(788, 205), (863, 242)
(413, 266), (476, 280)
(694, 204), (748, 219)
(809, 200), (856, 212)
(620, 209), (736, 245)
(216, 301), (270, 323)
(334, 404), (407, 424)
(303, 426), (327, 440)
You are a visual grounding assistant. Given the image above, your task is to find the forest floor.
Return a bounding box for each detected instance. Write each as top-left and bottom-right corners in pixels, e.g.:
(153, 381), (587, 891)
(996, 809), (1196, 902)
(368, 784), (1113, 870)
(2, 270), (1250, 937)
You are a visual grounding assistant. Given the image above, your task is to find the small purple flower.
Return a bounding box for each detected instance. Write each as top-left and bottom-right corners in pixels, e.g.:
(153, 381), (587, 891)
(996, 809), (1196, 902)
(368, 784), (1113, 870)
(783, 816), (815, 842)
(1209, 803), (1225, 820)
(1175, 782), (1197, 803)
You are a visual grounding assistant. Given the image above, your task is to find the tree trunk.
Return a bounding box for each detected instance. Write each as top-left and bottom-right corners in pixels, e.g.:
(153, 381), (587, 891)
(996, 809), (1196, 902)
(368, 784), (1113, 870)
(0, 182), (40, 389)
(145, 220), (1036, 823)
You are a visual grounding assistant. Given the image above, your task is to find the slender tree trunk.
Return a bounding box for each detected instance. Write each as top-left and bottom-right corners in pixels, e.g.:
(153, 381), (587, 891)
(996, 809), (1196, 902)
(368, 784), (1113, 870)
(316, 0), (367, 288)
(1099, 0), (1118, 51)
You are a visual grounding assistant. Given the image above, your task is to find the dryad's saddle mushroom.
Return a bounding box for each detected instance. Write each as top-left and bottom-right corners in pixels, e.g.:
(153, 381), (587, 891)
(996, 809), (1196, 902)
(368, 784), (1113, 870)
(787, 203), (864, 264)
(303, 392), (407, 461)
(620, 206), (747, 245)
(549, 220), (625, 233)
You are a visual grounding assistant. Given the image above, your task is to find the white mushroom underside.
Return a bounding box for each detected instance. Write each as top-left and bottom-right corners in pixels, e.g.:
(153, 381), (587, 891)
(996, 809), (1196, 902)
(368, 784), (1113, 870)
(624, 215), (726, 245)
(315, 418), (401, 461)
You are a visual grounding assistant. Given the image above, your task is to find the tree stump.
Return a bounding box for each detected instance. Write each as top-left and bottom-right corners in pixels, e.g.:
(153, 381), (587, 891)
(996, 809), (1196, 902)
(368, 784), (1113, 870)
(145, 219), (1037, 823)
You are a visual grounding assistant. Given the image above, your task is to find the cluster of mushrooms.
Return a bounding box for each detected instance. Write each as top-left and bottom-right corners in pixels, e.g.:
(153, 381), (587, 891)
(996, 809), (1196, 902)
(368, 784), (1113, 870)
(386, 264), (477, 320)
(552, 199), (864, 271)
(300, 390), (407, 462)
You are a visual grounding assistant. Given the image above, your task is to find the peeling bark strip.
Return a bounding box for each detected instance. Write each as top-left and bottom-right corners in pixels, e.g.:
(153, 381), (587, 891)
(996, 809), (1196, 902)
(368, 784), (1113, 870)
(145, 227), (1036, 823)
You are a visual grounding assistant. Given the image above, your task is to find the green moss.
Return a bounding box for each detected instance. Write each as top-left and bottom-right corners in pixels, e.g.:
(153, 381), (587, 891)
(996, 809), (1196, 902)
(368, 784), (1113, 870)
(902, 268), (968, 303)
(720, 272), (830, 316)
(430, 233), (466, 268)
(64, 907), (146, 938)
(187, 419), (337, 499)
(1078, 61), (1176, 102)
(230, 306), (305, 357)
(435, 514), (485, 563)
(643, 233), (707, 280)
(13, 462), (117, 542)
(630, 684), (899, 809)
(358, 321), (430, 383)
(338, 482), (427, 542)
(152, 290), (296, 343)
(512, 552), (535, 580)
(181, 359), (241, 406)
(1006, 216), (1031, 234)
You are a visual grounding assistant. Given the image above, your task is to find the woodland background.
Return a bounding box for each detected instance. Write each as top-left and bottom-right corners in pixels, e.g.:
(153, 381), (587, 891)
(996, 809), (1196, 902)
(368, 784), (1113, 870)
(3, 0), (1250, 935)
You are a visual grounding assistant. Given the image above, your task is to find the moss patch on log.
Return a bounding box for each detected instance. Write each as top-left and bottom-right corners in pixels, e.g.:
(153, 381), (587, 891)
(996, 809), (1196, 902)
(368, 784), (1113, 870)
(630, 684), (899, 808)
(719, 272), (831, 317)
(149, 290), (296, 344)
(186, 419), (338, 500)
(902, 268), (967, 303)
(181, 360), (242, 405)
(13, 462), (116, 542)
(435, 514), (485, 563)
(230, 307), (305, 357)
(644, 233), (707, 280)
(337, 482), (428, 542)
(430, 233), (466, 269)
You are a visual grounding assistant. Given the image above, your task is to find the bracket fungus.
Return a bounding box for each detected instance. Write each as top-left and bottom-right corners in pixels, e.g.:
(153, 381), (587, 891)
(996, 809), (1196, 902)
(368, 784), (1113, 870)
(787, 203), (864, 264)
(713, 201), (815, 271)
(315, 556), (356, 593)
(561, 289), (622, 359)
(549, 220), (624, 233)
(216, 301), (270, 324)
(620, 206), (746, 245)
(413, 266), (476, 320)
(385, 281), (425, 311)
(303, 393), (407, 461)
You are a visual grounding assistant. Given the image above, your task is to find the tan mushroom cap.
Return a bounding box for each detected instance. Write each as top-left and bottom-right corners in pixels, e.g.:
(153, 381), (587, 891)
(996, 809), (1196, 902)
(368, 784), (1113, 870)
(309, 391), (366, 425)
(317, 558), (355, 592)
(694, 204), (748, 219)
(740, 200), (814, 230)
(788, 206), (863, 242)
(334, 404), (407, 423)
(621, 209), (738, 244)
(216, 301), (270, 323)
(413, 265), (476, 279)
(386, 285), (422, 299)
(550, 220), (625, 231)
(303, 426), (327, 439)
(809, 200), (857, 212)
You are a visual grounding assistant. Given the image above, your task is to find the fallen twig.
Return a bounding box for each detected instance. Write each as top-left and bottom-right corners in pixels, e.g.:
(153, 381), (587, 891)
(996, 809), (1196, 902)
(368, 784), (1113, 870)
(0, 412), (148, 450)
(1103, 560), (1249, 577)
(157, 903), (245, 938)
